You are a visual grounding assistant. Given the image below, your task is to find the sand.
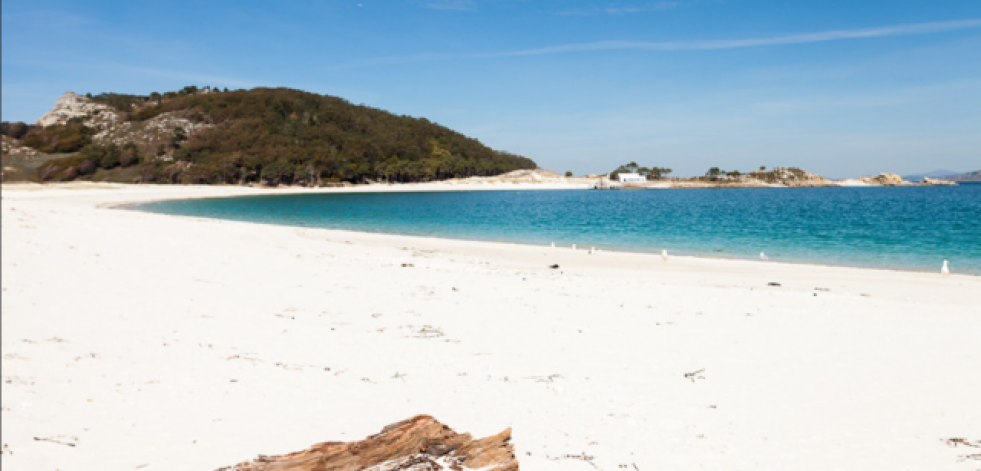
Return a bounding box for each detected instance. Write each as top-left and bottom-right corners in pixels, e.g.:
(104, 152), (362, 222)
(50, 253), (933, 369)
(2, 183), (979, 471)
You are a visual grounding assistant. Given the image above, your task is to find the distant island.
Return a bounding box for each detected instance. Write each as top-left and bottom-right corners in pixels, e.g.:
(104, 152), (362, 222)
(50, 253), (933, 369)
(941, 170), (981, 182)
(413, 166), (956, 189)
(0, 87), (965, 188)
(575, 162), (957, 188)
(903, 169), (981, 183)
(0, 87), (536, 185)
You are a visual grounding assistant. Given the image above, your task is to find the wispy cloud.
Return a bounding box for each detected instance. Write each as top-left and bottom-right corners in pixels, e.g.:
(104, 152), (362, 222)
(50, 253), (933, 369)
(554, 2), (679, 16)
(425, 0), (477, 11)
(333, 18), (981, 68)
(9, 59), (259, 90)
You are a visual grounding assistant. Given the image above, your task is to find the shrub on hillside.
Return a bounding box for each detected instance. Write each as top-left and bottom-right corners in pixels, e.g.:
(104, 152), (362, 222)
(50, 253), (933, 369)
(37, 155), (94, 182)
(22, 122), (94, 153)
(87, 92), (148, 112)
(1, 121), (31, 139)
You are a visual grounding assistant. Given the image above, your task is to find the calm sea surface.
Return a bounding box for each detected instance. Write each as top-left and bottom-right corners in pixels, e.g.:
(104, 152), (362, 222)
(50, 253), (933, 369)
(134, 183), (981, 274)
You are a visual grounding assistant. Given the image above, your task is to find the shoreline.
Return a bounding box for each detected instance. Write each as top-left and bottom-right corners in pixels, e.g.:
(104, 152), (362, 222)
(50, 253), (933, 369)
(113, 182), (977, 277)
(3, 183), (980, 471)
(6, 182), (976, 306)
(130, 210), (979, 278)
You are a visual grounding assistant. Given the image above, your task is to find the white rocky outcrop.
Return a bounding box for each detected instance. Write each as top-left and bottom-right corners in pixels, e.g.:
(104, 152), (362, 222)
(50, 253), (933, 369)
(33, 91), (213, 160)
(93, 111), (212, 151)
(1, 136), (39, 159)
(921, 177), (957, 186)
(757, 167), (833, 186)
(36, 92), (117, 127)
(837, 174), (955, 187)
(857, 173), (907, 186)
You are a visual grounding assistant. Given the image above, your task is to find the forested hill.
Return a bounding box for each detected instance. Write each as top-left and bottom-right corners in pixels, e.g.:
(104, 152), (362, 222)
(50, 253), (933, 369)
(2, 87), (537, 185)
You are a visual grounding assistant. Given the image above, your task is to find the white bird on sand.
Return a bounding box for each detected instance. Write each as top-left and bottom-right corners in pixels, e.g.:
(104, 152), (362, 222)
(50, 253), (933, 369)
(572, 244), (577, 251)
(550, 242), (555, 248)
(662, 250), (668, 263)
(589, 247), (595, 255)
(760, 252), (768, 261)
(942, 260), (950, 277)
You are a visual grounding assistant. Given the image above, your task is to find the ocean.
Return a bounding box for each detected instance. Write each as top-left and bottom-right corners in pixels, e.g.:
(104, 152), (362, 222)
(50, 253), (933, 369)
(134, 183), (981, 274)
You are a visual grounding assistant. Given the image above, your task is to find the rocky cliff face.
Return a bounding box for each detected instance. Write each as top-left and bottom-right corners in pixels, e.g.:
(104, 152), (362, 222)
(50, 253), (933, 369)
(857, 173), (904, 185)
(94, 110), (212, 156)
(36, 92), (117, 127)
(35, 92), (212, 160)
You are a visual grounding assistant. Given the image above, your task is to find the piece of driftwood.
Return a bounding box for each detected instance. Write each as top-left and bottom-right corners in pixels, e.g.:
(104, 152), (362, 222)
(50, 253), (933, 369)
(946, 438), (981, 449)
(684, 369), (706, 383)
(217, 415), (518, 471)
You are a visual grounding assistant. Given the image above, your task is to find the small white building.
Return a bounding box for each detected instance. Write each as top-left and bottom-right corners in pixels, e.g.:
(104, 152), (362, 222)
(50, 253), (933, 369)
(617, 173), (646, 183)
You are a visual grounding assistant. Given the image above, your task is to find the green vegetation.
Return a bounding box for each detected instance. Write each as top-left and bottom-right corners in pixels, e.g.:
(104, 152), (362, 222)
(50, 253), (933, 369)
(21, 120), (95, 153)
(86, 92), (148, 112)
(87, 86), (220, 111)
(609, 161), (673, 180)
(1, 121), (30, 139)
(0, 152), (79, 183)
(36, 143), (147, 182)
(703, 167), (743, 180)
(26, 86), (536, 185)
(750, 167), (808, 183)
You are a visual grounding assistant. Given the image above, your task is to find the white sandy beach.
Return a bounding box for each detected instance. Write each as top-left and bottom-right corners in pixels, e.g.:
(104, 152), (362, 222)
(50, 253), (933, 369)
(2, 182), (979, 471)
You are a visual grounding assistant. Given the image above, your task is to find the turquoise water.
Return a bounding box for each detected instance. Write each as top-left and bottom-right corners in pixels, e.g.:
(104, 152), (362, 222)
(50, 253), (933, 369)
(135, 183), (981, 274)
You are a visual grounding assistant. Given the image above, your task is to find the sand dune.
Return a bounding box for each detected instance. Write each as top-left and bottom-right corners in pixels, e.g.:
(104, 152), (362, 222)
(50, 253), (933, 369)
(2, 183), (979, 470)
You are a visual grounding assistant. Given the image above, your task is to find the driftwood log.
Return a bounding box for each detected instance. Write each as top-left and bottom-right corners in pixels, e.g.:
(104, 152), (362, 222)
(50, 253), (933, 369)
(217, 415), (518, 471)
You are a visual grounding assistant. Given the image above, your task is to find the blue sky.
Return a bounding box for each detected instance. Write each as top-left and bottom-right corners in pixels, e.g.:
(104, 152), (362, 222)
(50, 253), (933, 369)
(3, 0), (980, 177)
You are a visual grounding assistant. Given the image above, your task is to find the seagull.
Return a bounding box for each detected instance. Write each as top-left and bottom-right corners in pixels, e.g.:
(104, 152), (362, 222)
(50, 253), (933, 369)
(572, 244), (577, 251)
(760, 252), (768, 261)
(661, 250), (668, 263)
(550, 242), (555, 248)
(942, 260), (950, 278)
